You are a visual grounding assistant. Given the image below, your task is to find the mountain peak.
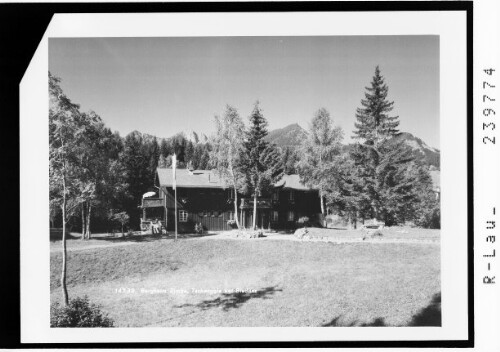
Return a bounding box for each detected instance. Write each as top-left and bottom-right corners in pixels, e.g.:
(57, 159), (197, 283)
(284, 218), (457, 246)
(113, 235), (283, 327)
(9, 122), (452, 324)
(392, 132), (440, 168)
(265, 123), (308, 147)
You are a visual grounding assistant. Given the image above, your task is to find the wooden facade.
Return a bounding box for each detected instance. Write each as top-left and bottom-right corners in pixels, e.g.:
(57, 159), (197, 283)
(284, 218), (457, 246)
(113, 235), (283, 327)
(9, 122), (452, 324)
(153, 168), (322, 233)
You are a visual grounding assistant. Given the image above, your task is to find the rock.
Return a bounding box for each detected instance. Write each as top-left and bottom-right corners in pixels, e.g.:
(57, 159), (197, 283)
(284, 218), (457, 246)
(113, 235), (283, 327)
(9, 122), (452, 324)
(362, 229), (384, 241)
(294, 228), (309, 239)
(231, 229), (264, 239)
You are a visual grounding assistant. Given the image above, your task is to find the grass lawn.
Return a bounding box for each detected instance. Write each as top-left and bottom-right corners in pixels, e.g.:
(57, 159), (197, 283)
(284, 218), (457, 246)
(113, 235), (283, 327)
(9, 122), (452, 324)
(50, 231), (440, 327)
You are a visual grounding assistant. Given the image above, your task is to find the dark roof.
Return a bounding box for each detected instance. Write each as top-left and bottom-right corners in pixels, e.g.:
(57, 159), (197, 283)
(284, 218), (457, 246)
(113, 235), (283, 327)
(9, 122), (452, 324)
(157, 168), (224, 189)
(274, 174), (314, 191)
(157, 168), (315, 191)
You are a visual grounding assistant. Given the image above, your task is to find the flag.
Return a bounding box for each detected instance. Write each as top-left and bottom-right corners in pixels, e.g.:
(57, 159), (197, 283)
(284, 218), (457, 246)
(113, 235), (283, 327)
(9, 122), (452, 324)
(172, 153), (177, 190)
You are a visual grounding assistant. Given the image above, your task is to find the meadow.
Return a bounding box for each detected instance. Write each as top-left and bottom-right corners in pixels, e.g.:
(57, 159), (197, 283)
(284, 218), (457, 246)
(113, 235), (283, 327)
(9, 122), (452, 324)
(50, 229), (441, 327)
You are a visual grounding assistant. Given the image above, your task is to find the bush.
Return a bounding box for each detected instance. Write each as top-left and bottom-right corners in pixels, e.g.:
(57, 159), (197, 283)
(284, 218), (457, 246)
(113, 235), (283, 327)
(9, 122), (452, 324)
(297, 216), (310, 227)
(50, 296), (114, 327)
(227, 219), (238, 229)
(414, 205), (440, 229)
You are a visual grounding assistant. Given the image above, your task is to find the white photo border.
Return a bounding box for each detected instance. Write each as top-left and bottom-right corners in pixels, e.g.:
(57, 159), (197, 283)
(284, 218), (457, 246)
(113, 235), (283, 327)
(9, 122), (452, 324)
(20, 9), (470, 344)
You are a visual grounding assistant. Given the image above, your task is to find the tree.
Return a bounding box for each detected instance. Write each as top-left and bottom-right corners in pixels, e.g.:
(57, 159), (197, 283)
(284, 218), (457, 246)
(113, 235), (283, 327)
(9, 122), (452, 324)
(209, 105), (246, 229)
(76, 112), (120, 240)
(323, 151), (365, 228)
(121, 131), (150, 229)
(296, 108), (344, 222)
(240, 102), (284, 229)
(160, 138), (171, 158)
(49, 72), (86, 305)
(158, 153), (168, 168)
(353, 65), (399, 147)
(148, 136), (160, 183)
(351, 66), (431, 225)
(109, 211), (130, 236)
(184, 140), (195, 165)
(281, 147), (299, 175)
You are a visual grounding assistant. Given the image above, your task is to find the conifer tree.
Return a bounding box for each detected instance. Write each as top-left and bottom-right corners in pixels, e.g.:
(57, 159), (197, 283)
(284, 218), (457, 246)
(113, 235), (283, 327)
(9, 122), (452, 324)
(354, 65), (399, 147)
(351, 66), (408, 224)
(240, 102), (284, 229)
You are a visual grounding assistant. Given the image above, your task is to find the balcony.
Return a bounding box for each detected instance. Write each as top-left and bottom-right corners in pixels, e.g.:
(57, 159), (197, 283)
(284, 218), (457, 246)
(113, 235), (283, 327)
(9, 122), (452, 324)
(141, 198), (165, 208)
(240, 198), (272, 209)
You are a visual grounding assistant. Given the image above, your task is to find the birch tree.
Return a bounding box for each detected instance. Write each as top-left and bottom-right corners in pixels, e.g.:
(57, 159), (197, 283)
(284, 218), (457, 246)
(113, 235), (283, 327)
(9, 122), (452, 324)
(209, 105), (246, 229)
(296, 108), (344, 223)
(49, 72), (87, 305)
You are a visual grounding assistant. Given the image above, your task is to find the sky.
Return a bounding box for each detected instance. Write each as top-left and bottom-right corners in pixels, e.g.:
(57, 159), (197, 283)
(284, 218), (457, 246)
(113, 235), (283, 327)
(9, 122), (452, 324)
(49, 36), (439, 148)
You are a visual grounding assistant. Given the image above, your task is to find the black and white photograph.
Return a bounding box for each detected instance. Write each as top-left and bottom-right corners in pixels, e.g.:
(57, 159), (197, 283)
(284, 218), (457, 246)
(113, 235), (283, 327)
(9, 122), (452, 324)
(47, 35), (441, 328)
(18, 7), (475, 346)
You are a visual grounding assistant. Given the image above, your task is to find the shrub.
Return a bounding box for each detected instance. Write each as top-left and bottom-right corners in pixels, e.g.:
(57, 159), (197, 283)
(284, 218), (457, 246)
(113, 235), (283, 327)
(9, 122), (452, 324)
(50, 296), (114, 327)
(297, 216), (310, 227)
(414, 205), (440, 229)
(227, 219), (238, 229)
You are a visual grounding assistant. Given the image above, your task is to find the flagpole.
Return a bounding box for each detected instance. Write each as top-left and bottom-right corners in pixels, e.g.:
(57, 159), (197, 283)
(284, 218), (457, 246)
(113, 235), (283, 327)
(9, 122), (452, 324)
(173, 154), (177, 241)
(174, 185), (178, 241)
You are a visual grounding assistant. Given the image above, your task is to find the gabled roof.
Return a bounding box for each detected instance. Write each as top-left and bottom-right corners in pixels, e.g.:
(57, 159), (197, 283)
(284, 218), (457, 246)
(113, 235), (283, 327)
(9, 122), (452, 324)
(157, 168), (225, 189)
(274, 174), (315, 191)
(157, 168), (315, 191)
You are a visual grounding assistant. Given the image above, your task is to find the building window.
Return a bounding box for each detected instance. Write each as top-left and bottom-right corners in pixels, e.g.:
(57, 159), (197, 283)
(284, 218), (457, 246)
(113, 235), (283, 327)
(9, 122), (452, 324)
(228, 189), (234, 200)
(272, 211), (279, 222)
(287, 211), (295, 221)
(179, 210), (188, 222)
(289, 190), (295, 201)
(272, 190), (279, 201)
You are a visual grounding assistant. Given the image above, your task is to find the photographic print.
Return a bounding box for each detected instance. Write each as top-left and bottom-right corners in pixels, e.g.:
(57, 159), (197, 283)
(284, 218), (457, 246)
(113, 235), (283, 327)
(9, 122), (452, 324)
(48, 35), (441, 328)
(18, 8), (471, 345)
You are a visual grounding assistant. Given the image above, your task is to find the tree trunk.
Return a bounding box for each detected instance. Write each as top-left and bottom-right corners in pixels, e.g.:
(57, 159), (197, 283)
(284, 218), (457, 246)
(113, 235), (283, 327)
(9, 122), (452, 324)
(81, 204), (86, 240)
(319, 192), (326, 226)
(240, 207), (244, 229)
(233, 186), (241, 229)
(61, 175), (69, 306)
(86, 202), (92, 239)
(252, 192), (258, 230)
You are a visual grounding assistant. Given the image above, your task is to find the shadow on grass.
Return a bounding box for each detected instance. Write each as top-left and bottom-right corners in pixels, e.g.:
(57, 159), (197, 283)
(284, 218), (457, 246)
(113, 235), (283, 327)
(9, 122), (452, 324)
(408, 292), (441, 326)
(82, 232), (219, 243)
(321, 292), (441, 327)
(322, 317), (387, 327)
(175, 286), (283, 312)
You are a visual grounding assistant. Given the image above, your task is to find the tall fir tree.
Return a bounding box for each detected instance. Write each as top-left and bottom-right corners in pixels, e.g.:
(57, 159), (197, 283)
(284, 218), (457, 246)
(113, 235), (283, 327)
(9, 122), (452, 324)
(351, 66), (412, 224)
(240, 102), (284, 229)
(354, 65), (399, 147)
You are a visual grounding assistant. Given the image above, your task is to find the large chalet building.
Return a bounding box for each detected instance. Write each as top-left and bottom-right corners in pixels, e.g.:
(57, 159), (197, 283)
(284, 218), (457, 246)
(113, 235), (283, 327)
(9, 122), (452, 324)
(140, 168), (321, 233)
